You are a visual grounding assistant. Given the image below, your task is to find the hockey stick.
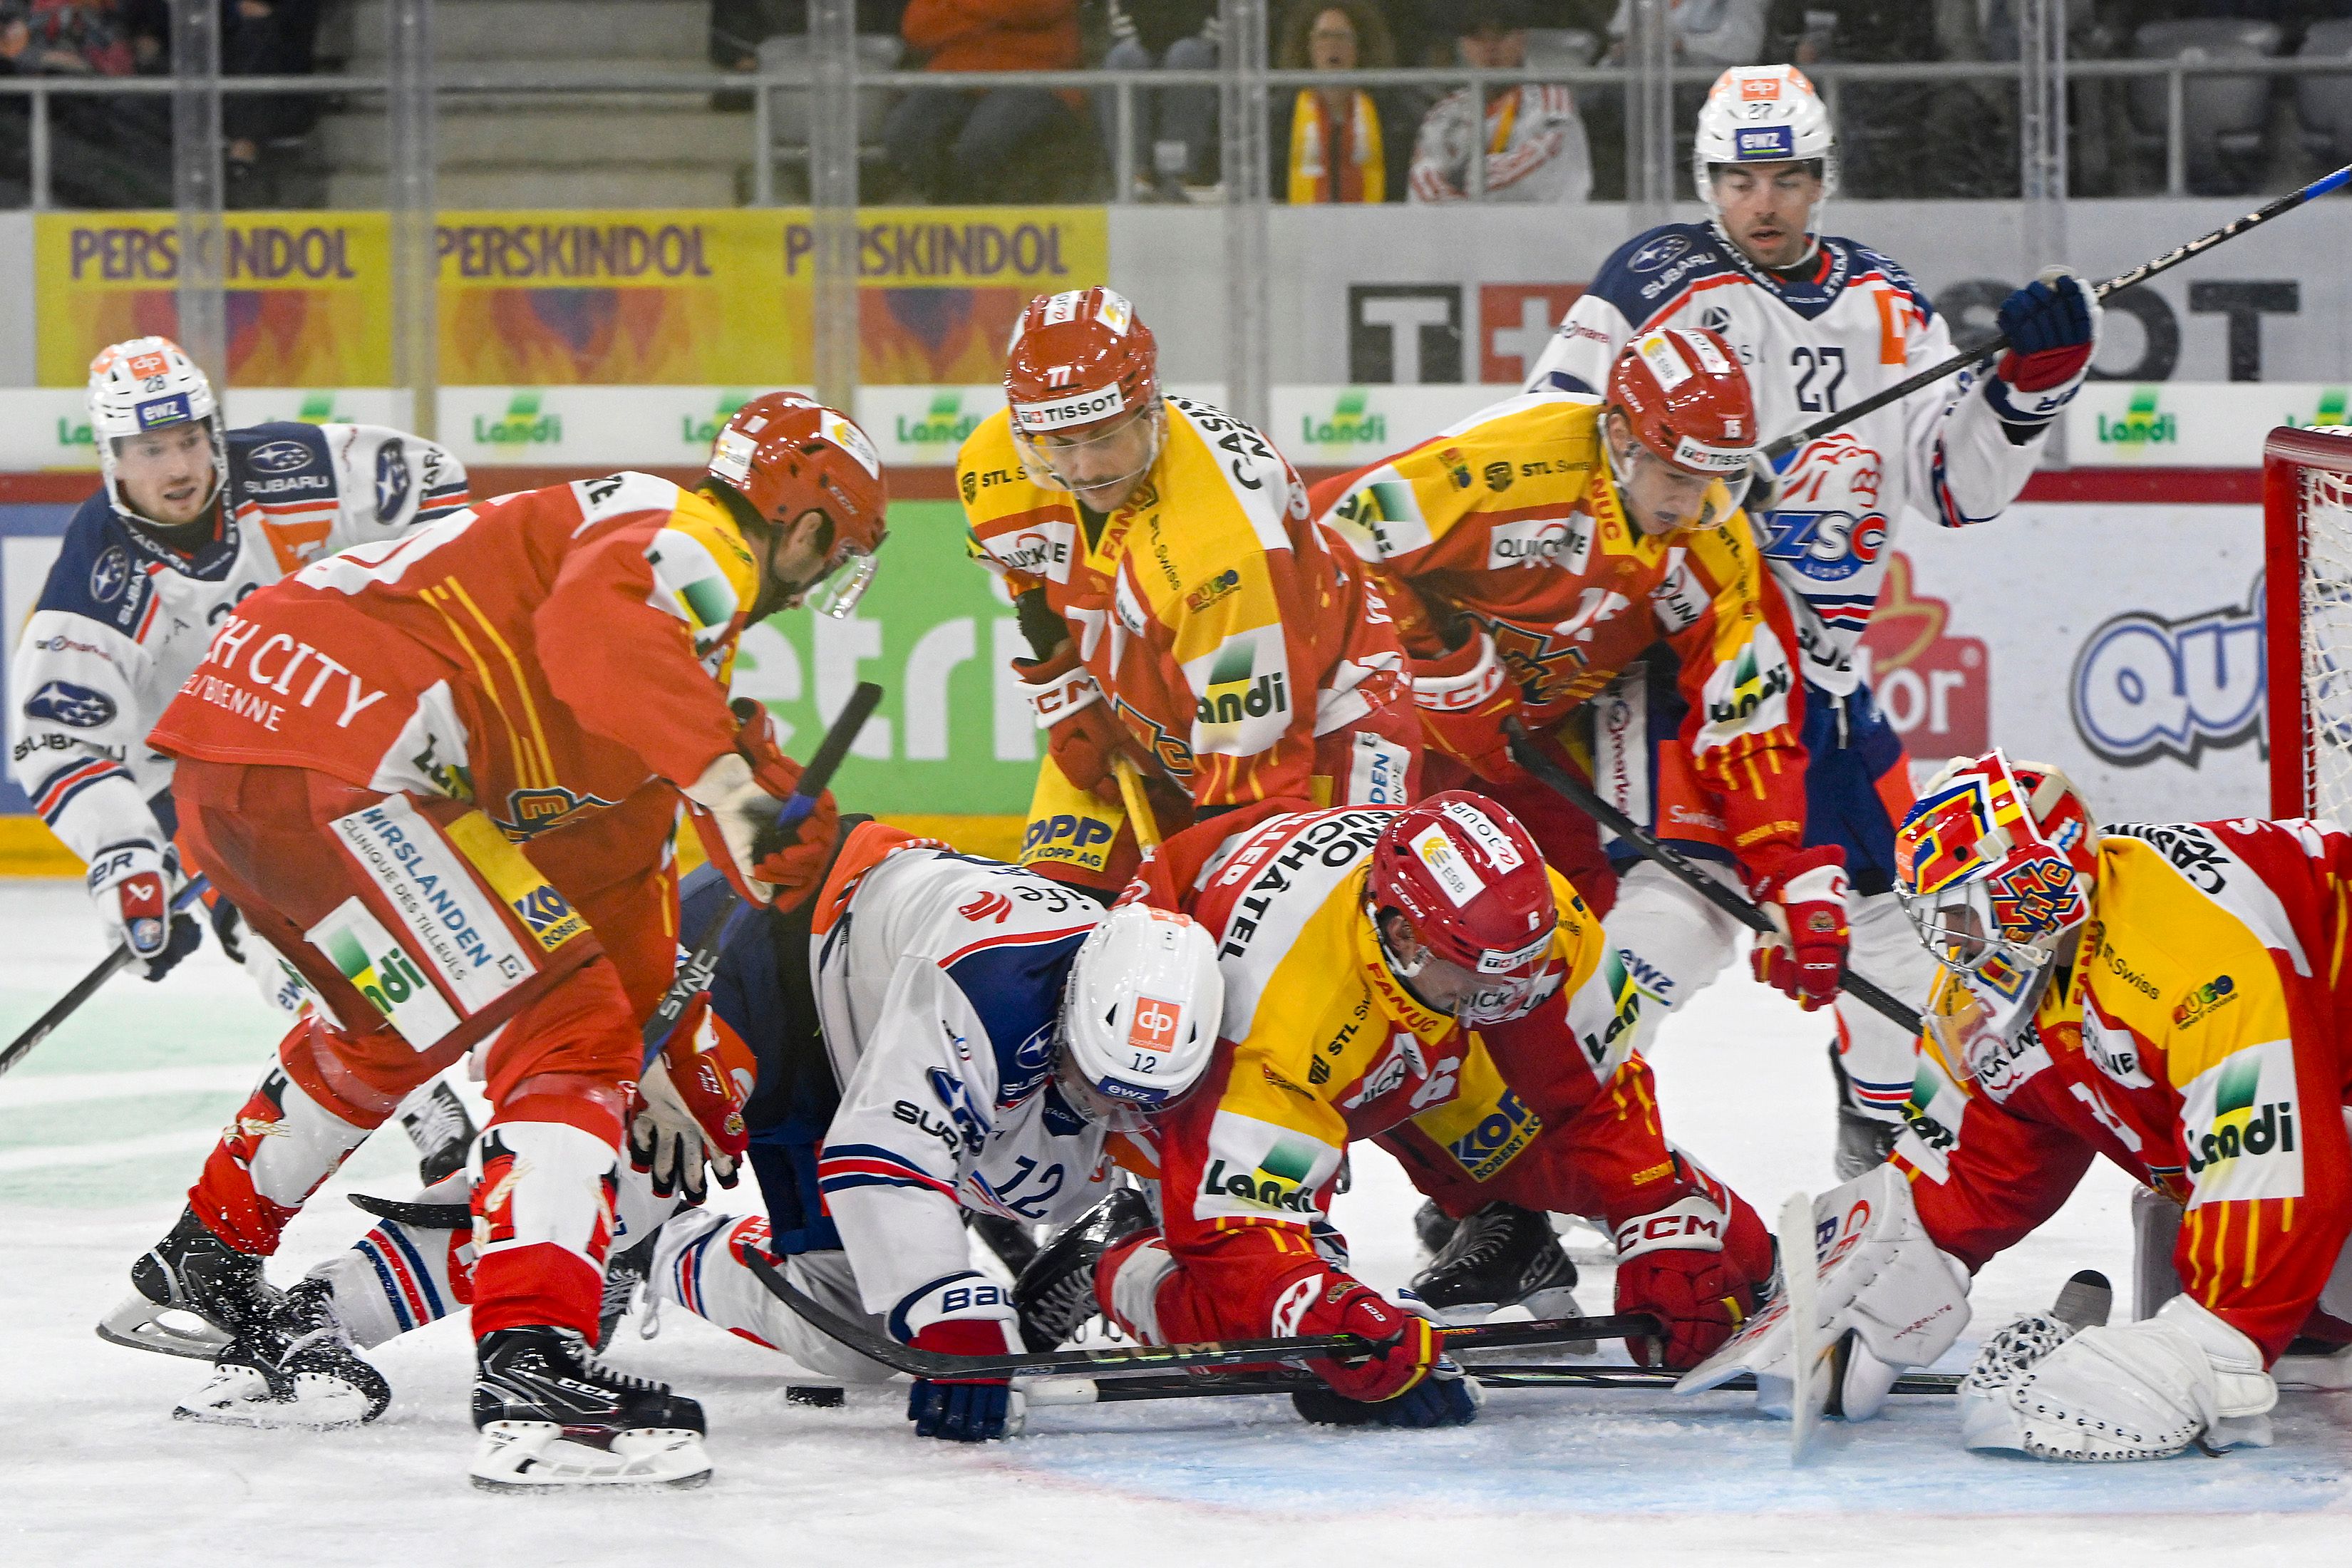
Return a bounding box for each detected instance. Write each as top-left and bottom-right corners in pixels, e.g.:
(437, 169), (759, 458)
(1110, 755), (1162, 853)
(1760, 162), (2352, 463)
(1505, 723), (1922, 1034)
(1780, 1192), (1823, 1462)
(640, 680), (884, 1058)
(0, 874), (212, 1080)
(747, 1251), (1657, 1379)
(1018, 1362), (1966, 1406)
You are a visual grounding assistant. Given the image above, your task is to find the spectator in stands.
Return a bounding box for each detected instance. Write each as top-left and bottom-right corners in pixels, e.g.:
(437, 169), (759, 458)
(1270, 0), (1410, 202)
(4, 1), (167, 208)
(1408, 0), (1592, 202)
(220, 1), (321, 207)
(1095, 1), (1219, 202)
(886, 0), (1085, 202)
(1767, 1), (1992, 197)
(710, 0), (904, 71)
(1605, 0), (1767, 66)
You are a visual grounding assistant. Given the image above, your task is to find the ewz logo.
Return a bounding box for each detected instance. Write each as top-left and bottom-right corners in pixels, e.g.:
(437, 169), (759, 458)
(2070, 577), (2264, 766)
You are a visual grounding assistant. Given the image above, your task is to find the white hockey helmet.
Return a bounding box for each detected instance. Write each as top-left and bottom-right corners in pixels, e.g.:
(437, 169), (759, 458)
(1691, 65), (1839, 218)
(86, 336), (227, 527)
(1054, 903), (1222, 1133)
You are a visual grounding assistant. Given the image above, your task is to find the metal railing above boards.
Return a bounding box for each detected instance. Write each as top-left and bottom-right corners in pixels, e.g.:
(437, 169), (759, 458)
(11, 51), (2352, 212)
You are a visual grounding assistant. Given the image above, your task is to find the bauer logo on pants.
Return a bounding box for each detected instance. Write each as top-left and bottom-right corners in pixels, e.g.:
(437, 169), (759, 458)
(306, 897), (465, 1048)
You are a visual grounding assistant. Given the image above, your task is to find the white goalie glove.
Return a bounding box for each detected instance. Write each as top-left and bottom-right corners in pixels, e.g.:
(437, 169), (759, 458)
(1676, 1165), (1973, 1420)
(1959, 1293), (2276, 1461)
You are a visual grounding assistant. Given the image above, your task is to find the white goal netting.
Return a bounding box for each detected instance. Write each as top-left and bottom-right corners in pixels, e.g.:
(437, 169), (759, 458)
(2285, 428), (2352, 822)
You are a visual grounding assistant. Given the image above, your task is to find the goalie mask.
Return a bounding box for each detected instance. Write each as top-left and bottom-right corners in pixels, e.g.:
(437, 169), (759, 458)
(87, 336), (227, 530)
(1053, 903), (1222, 1133)
(1894, 750), (2098, 1008)
(1691, 64), (1838, 225)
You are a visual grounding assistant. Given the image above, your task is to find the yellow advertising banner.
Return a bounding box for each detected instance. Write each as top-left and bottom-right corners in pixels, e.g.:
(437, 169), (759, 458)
(36, 207), (1108, 388)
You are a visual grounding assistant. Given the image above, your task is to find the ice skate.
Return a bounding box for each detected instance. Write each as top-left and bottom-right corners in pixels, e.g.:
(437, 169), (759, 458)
(398, 1078), (478, 1187)
(1409, 1201), (1584, 1326)
(469, 1326), (711, 1491)
(99, 1206), (283, 1361)
(1013, 1187), (1155, 1352)
(175, 1279), (390, 1430)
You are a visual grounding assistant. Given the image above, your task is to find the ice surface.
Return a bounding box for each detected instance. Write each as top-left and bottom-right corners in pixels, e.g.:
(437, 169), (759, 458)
(3, 880), (2346, 1567)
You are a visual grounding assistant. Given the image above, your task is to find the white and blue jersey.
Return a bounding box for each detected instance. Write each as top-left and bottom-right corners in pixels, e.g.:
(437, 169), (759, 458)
(7, 421), (467, 865)
(1527, 222), (2068, 699)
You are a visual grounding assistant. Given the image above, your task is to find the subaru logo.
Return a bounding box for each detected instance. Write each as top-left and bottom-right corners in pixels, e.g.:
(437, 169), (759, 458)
(88, 546), (129, 603)
(1629, 234), (1690, 274)
(246, 439), (313, 475)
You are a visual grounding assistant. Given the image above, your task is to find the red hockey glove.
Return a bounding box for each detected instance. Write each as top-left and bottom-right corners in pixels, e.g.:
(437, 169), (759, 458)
(1410, 629), (1525, 783)
(681, 700), (840, 912)
(1296, 1276), (1443, 1404)
(1612, 1193), (1763, 1371)
(1993, 267), (2100, 394)
(1013, 641), (1138, 800)
(1750, 846), (1849, 1011)
(627, 994), (756, 1204)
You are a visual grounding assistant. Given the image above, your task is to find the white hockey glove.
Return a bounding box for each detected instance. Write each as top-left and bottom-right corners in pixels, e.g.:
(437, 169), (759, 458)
(1960, 1294), (2276, 1461)
(626, 1056), (738, 1207)
(1677, 1165), (1972, 1421)
(86, 837), (198, 981)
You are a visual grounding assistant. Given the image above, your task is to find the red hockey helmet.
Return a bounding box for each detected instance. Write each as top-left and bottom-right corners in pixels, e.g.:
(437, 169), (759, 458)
(1003, 287), (1164, 497)
(706, 392), (889, 617)
(1606, 326), (1758, 482)
(1366, 792), (1560, 1025)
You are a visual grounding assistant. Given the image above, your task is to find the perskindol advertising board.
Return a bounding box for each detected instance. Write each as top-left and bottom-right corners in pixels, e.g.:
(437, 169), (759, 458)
(0, 492), (2271, 827)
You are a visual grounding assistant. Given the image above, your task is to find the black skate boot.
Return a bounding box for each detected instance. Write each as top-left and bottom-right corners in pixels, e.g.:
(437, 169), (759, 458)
(1835, 1106), (1901, 1181)
(1413, 1200), (1458, 1259)
(1012, 1186), (1155, 1352)
(398, 1078), (478, 1187)
(596, 1227), (664, 1351)
(1409, 1201), (1583, 1326)
(969, 1211), (1041, 1277)
(99, 1206), (283, 1360)
(176, 1277), (391, 1429)
(470, 1326), (711, 1491)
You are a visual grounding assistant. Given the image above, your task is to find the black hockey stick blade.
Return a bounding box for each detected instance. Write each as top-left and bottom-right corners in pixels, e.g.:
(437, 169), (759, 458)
(1465, 1362), (1963, 1395)
(1760, 162), (2352, 462)
(1, 875), (212, 1080)
(748, 1251), (1656, 1379)
(1031, 1362), (1962, 1407)
(1506, 723), (1922, 1036)
(348, 1192), (473, 1229)
(642, 681), (886, 1057)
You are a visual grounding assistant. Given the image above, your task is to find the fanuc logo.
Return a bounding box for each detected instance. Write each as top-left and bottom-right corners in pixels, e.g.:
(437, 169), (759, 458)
(2070, 574), (2265, 767)
(473, 391), (563, 446)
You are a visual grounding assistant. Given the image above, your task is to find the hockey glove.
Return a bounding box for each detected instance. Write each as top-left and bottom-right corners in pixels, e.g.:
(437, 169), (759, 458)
(1013, 641), (1138, 800)
(681, 702), (840, 912)
(1409, 629), (1525, 783)
(625, 996), (754, 1205)
(897, 1273), (1027, 1442)
(1612, 1190), (1766, 1371)
(1749, 846), (1850, 1011)
(1298, 1278), (1444, 1404)
(1991, 265), (2101, 420)
(87, 837), (198, 981)
(1292, 1357), (1480, 1428)
(1960, 1294), (2275, 1460)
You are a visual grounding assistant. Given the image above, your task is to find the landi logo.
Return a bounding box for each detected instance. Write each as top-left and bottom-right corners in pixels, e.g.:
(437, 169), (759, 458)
(473, 391), (562, 445)
(2284, 388), (2351, 428)
(897, 391), (984, 450)
(53, 413), (94, 450)
(1856, 552), (1989, 754)
(680, 390), (753, 448)
(2094, 387), (2177, 445)
(1299, 388), (1386, 448)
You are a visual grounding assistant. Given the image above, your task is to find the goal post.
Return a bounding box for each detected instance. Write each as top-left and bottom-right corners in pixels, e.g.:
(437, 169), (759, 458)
(2264, 424), (2352, 820)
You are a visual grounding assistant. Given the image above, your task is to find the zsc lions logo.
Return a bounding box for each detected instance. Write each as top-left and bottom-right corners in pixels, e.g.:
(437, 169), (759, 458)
(1629, 234), (1691, 274)
(1699, 304), (1734, 335)
(88, 546), (130, 603)
(245, 439), (314, 475)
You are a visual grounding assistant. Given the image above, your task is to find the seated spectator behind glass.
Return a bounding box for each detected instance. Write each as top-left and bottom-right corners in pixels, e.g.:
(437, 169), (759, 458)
(14, 1), (167, 208)
(1271, 0), (1410, 202)
(1606, 0), (1766, 66)
(1097, 1), (1219, 202)
(1409, 0), (1592, 203)
(887, 0), (1081, 202)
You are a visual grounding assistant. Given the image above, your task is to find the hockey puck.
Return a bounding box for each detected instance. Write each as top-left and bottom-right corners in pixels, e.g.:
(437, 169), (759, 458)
(786, 1384), (845, 1408)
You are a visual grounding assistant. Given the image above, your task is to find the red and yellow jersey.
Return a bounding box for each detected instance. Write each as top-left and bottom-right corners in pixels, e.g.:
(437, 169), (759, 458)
(961, 397), (1409, 810)
(1315, 391), (1811, 871)
(1123, 800), (1682, 1323)
(150, 472), (759, 845)
(1897, 817), (2352, 1362)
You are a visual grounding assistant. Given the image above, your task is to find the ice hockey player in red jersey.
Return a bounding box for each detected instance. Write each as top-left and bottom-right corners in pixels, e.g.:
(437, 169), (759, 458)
(1685, 751), (2352, 1460)
(102, 392), (887, 1490)
(1016, 793), (1775, 1425)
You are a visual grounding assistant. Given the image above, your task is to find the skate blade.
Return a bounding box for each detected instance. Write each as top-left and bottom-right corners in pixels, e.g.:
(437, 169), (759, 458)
(173, 1366), (373, 1430)
(468, 1421), (712, 1492)
(98, 1294), (232, 1361)
(2277, 1343), (2352, 1391)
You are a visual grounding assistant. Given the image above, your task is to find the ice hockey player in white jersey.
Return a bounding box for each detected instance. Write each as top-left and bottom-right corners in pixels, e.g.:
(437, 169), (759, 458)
(8, 336), (469, 988)
(180, 826), (1223, 1463)
(1521, 64), (2101, 1174)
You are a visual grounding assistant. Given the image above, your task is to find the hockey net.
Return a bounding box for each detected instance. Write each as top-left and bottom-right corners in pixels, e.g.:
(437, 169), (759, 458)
(2266, 425), (2352, 820)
